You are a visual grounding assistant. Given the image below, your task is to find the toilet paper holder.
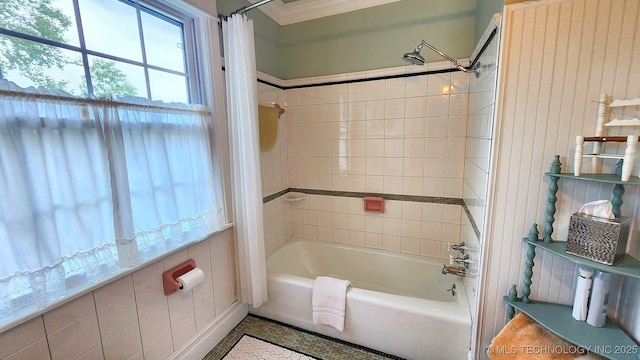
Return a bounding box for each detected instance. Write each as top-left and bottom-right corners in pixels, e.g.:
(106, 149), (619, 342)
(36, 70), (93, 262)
(162, 259), (196, 295)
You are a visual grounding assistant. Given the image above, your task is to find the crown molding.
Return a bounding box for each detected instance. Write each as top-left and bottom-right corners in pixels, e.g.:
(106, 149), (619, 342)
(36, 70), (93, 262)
(248, 0), (402, 25)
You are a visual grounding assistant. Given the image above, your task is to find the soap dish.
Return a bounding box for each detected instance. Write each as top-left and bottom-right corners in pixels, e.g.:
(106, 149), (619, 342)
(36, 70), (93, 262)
(281, 192), (305, 202)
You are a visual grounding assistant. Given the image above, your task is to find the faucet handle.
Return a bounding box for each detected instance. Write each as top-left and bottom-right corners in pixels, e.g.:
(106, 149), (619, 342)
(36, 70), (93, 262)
(447, 241), (467, 254)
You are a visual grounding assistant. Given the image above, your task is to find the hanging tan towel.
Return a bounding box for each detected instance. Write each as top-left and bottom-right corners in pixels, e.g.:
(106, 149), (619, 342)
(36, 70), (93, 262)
(258, 105), (278, 152)
(487, 313), (605, 360)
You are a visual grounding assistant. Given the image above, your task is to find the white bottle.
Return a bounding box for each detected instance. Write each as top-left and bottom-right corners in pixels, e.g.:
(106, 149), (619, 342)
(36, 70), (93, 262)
(572, 267), (594, 321)
(586, 271), (611, 327)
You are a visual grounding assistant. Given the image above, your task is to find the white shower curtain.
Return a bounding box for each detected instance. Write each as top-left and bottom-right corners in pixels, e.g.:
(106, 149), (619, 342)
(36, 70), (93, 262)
(222, 14), (267, 307)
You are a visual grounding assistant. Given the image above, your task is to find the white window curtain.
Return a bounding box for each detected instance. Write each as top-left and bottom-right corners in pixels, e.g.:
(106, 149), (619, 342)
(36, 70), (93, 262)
(222, 14), (267, 307)
(0, 80), (224, 328)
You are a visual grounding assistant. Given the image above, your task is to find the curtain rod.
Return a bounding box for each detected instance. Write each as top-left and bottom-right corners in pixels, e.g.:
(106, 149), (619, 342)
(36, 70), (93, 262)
(219, 0), (274, 20)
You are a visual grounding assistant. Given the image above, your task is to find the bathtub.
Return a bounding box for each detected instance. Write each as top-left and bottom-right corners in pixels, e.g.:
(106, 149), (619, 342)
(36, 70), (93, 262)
(249, 238), (471, 360)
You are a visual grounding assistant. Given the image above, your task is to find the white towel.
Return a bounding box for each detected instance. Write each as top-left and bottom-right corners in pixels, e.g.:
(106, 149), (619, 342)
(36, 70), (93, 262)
(312, 276), (351, 332)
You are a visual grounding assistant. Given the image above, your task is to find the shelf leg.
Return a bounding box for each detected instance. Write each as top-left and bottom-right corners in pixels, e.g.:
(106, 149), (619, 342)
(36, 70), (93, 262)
(592, 94), (608, 173)
(543, 157), (561, 242)
(528, 223), (539, 242)
(612, 183), (624, 218)
(574, 135), (584, 176)
(622, 135), (638, 182)
(522, 244), (535, 304)
(506, 284), (517, 323)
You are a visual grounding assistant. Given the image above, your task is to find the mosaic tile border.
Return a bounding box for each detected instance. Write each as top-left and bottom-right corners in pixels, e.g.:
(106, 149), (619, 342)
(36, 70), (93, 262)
(263, 187), (462, 206)
(204, 315), (404, 360)
(264, 188), (483, 242)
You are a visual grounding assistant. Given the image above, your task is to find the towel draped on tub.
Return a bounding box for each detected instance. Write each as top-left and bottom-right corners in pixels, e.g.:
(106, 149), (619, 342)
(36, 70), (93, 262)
(312, 276), (351, 332)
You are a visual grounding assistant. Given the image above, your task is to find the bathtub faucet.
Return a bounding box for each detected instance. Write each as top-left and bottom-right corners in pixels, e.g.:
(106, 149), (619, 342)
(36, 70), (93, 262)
(447, 241), (468, 254)
(449, 254), (471, 269)
(442, 264), (466, 277)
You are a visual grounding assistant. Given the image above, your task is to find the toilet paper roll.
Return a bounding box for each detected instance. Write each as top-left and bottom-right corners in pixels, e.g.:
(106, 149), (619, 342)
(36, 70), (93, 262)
(176, 267), (205, 292)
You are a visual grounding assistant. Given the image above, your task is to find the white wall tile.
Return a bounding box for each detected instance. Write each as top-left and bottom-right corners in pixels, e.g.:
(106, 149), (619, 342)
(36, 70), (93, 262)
(194, 298), (216, 332)
(170, 312), (196, 351)
(94, 276), (134, 309)
(102, 322), (142, 360)
(48, 312), (101, 360)
(134, 277), (165, 318)
(143, 328), (174, 360)
(427, 95), (450, 117)
(0, 317), (46, 359)
(97, 291), (137, 339)
(386, 78), (406, 99)
(384, 99), (405, 119)
(43, 294), (95, 335)
(383, 235), (401, 252)
(365, 80), (385, 100)
(139, 303), (170, 346)
(5, 338), (51, 360)
(365, 101), (385, 120)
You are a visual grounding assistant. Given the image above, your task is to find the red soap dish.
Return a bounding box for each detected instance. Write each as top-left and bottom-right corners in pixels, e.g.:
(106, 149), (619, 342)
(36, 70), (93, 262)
(363, 197), (385, 213)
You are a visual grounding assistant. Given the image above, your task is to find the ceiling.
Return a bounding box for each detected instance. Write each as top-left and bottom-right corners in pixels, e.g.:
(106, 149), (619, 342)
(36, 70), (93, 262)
(247, 0), (402, 25)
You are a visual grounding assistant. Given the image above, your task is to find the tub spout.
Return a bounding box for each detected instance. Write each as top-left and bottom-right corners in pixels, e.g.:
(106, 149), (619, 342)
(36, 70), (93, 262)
(442, 264), (466, 277)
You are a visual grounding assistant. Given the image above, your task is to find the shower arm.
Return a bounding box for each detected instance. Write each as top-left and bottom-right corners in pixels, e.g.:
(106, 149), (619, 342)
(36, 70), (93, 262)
(416, 40), (468, 72)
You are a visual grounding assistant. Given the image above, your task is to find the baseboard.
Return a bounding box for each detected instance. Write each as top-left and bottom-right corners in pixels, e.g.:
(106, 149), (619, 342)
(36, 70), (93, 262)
(169, 302), (248, 360)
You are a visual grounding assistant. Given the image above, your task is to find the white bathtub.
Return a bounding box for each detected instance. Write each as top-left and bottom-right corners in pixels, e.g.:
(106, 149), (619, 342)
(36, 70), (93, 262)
(249, 238), (471, 360)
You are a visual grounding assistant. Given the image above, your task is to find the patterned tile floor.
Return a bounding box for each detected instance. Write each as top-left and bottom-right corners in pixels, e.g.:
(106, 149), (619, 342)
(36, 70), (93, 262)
(203, 315), (404, 360)
(222, 335), (316, 360)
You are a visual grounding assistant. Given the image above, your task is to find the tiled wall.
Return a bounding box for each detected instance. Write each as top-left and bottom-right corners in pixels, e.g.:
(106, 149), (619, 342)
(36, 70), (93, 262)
(284, 65), (469, 199)
(260, 62), (471, 260)
(0, 229), (237, 360)
(285, 64), (468, 259)
(257, 74), (292, 254)
(288, 194), (462, 259)
(462, 25), (500, 353)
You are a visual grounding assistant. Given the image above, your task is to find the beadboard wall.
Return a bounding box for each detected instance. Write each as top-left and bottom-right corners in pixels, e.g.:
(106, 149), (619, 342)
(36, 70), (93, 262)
(478, 0), (640, 358)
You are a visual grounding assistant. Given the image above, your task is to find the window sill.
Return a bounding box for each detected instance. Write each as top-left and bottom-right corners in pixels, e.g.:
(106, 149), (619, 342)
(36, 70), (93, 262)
(0, 223), (233, 334)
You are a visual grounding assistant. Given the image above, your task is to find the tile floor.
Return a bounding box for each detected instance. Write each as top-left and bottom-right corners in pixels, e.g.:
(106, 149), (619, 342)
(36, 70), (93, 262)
(204, 315), (403, 360)
(222, 334), (316, 359)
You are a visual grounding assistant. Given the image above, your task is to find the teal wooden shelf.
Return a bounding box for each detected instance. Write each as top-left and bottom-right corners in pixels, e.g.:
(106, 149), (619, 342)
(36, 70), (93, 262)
(523, 238), (640, 279)
(504, 297), (640, 360)
(545, 172), (640, 186)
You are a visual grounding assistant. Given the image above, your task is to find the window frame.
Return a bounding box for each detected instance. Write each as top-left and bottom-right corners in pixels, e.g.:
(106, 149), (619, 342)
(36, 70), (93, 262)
(0, 0), (202, 104)
(0, 0), (231, 333)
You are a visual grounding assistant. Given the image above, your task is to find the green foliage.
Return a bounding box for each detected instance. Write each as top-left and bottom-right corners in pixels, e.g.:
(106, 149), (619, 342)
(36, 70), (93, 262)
(0, 0), (71, 81)
(0, 0), (137, 97)
(83, 59), (138, 97)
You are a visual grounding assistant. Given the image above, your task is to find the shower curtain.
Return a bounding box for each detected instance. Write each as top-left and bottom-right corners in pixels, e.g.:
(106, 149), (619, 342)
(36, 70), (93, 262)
(222, 14), (267, 307)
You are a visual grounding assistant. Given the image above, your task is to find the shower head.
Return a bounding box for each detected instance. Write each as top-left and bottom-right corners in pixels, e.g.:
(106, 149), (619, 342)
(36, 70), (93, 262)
(402, 48), (425, 66)
(402, 40), (479, 77)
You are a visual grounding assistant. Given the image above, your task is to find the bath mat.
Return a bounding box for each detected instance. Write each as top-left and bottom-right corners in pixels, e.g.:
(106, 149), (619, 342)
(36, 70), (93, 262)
(223, 334), (317, 360)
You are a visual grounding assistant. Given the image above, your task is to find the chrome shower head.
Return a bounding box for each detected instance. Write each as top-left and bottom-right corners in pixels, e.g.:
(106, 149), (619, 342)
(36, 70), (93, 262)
(402, 40), (480, 77)
(402, 48), (425, 66)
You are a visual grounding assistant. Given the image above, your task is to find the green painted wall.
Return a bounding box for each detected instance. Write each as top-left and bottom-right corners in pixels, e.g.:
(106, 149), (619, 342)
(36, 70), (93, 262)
(473, 0), (503, 46)
(216, 0), (284, 78)
(212, 0), (531, 80)
(281, 0), (476, 79)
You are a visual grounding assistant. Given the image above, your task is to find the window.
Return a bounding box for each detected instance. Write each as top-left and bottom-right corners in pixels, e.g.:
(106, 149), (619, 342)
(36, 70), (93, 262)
(0, 0), (225, 331)
(0, 0), (198, 103)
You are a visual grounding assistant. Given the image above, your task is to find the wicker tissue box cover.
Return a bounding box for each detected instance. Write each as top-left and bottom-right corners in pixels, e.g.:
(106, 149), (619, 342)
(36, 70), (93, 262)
(566, 212), (630, 265)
